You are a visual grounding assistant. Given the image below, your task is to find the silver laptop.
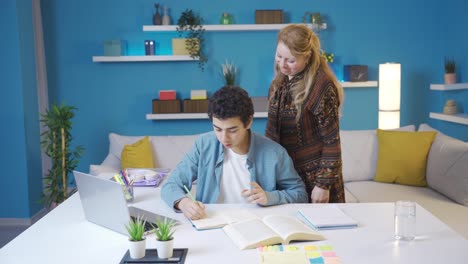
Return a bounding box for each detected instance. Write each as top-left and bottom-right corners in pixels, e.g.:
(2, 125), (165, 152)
(73, 170), (176, 235)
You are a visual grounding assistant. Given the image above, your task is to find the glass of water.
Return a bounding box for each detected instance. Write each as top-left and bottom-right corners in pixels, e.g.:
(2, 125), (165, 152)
(394, 200), (416, 240)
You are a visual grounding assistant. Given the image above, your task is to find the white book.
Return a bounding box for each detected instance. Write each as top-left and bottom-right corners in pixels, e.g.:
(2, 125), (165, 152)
(298, 205), (358, 230)
(222, 215), (325, 250)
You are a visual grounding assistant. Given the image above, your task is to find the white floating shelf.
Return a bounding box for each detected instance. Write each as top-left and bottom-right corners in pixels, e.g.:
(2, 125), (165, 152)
(143, 23), (326, 32)
(341, 81), (378, 88)
(92, 55), (196, 62)
(430, 83), (468, 91)
(146, 112), (268, 120)
(429, 112), (468, 125)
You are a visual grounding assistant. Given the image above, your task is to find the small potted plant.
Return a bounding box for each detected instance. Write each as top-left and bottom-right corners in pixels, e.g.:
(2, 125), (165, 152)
(176, 9), (207, 71)
(125, 216), (147, 259)
(444, 57), (456, 84)
(154, 218), (176, 259)
(221, 60), (237, 86)
(320, 50), (334, 63)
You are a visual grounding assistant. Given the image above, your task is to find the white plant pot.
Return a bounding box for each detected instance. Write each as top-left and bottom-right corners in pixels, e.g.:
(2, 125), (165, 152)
(155, 239), (174, 259)
(129, 238), (146, 259)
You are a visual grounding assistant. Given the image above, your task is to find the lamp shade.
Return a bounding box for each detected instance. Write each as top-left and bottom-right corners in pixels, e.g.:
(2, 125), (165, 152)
(379, 63), (401, 129)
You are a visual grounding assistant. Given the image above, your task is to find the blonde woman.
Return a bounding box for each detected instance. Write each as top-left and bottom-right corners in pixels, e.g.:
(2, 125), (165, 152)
(266, 24), (345, 203)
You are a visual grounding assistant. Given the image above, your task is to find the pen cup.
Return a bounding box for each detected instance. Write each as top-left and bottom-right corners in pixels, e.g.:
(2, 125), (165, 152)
(123, 184), (134, 203)
(394, 200), (416, 241)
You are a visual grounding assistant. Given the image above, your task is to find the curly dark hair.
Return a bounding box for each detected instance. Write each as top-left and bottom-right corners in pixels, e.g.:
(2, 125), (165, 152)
(207, 86), (254, 127)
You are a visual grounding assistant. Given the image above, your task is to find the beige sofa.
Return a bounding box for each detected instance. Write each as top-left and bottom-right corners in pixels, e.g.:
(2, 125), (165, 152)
(91, 124), (468, 239)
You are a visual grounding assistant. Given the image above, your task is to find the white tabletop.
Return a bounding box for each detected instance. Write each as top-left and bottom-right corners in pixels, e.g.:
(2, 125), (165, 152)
(1, 186), (467, 264)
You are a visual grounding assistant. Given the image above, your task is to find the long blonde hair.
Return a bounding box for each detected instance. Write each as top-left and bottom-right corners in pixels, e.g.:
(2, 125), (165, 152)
(270, 24), (344, 120)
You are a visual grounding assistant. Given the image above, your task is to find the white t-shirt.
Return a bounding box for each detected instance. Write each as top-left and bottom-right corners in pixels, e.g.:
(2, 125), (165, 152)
(217, 148), (251, 203)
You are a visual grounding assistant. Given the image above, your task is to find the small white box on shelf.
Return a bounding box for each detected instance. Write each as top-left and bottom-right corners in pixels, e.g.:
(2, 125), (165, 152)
(190, 90), (207, 100)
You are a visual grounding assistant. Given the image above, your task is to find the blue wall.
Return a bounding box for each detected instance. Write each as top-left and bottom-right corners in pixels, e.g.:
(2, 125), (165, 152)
(0, 0), (42, 218)
(2, 0), (467, 219)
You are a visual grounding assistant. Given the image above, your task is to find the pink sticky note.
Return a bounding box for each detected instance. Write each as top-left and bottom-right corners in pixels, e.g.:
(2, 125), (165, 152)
(322, 251), (337, 257)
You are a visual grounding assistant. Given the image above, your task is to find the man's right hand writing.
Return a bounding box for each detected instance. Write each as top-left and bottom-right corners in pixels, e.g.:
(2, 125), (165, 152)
(176, 197), (206, 220)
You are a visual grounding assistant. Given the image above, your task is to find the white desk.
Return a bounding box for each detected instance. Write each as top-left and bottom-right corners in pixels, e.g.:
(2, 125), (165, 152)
(1, 186), (467, 264)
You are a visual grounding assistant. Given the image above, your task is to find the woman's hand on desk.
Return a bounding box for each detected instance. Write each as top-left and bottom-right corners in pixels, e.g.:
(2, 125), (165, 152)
(177, 198), (206, 220)
(242, 182), (268, 206)
(311, 186), (330, 203)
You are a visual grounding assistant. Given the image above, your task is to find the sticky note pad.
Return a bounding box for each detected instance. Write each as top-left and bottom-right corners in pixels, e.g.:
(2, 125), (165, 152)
(284, 246), (299, 251)
(323, 257), (342, 264)
(304, 245), (318, 251)
(307, 252), (322, 258)
(259, 251), (308, 264)
(310, 256), (325, 264)
(319, 245), (333, 251)
(321, 251), (337, 258)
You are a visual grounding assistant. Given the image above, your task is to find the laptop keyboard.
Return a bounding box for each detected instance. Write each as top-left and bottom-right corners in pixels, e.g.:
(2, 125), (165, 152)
(130, 216), (157, 232)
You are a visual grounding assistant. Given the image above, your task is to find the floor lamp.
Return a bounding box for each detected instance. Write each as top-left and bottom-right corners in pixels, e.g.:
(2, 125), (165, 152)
(379, 63), (401, 129)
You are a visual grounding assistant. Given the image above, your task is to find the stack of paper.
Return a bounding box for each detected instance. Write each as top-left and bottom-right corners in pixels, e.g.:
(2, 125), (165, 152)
(298, 205), (358, 230)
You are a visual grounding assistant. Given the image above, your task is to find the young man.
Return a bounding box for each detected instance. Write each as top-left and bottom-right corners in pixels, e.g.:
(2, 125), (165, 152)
(161, 86), (308, 220)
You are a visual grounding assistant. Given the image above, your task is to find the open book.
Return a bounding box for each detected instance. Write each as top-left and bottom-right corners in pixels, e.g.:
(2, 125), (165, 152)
(298, 205), (358, 230)
(222, 215), (325, 250)
(190, 209), (258, 230)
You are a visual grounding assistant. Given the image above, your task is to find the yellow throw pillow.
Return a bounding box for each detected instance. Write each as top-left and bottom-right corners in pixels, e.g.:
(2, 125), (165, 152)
(121, 136), (155, 170)
(374, 129), (437, 187)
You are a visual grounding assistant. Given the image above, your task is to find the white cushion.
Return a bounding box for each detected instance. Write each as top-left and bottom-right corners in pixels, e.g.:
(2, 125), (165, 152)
(340, 125), (415, 183)
(418, 124), (468, 206)
(107, 133), (198, 170)
(89, 164), (119, 176)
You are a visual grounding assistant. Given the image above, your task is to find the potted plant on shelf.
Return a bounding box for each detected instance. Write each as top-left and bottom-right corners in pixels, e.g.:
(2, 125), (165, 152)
(154, 217), (176, 259)
(444, 57), (456, 84)
(40, 103), (84, 209)
(176, 8), (207, 71)
(125, 216), (147, 259)
(221, 60), (237, 86)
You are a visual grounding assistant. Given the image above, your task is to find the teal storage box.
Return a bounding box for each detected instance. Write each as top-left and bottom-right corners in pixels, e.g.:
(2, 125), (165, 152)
(103, 40), (127, 56)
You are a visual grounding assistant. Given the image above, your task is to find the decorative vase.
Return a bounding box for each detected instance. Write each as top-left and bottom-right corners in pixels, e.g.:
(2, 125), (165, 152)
(153, 3), (162, 25)
(443, 99), (457, 115)
(220, 13), (232, 25)
(162, 5), (171, 25)
(444, 73), (456, 84)
(129, 238), (146, 259)
(155, 239), (174, 259)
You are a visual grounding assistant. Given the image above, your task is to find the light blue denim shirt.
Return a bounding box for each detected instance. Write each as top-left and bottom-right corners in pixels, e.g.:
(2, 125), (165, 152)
(161, 131), (308, 208)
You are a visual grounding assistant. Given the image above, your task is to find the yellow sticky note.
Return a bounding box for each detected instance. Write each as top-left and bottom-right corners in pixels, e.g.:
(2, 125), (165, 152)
(306, 251), (322, 258)
(260, 251), (308, 264)
(284, 246), (298, 251)
(304, 245), (318, 251)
